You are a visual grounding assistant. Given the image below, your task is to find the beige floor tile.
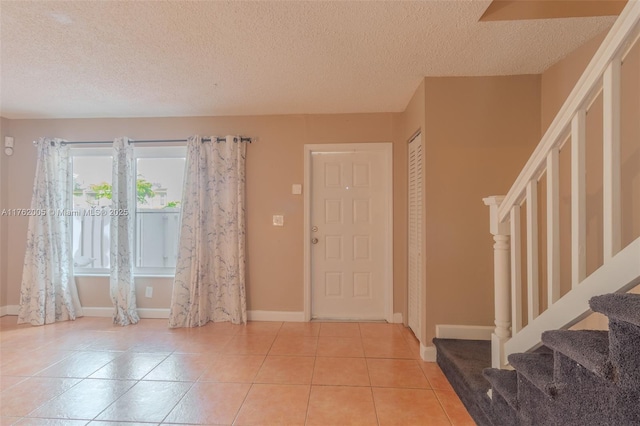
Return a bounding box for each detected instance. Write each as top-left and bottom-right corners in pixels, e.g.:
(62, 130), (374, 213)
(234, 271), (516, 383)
(28, 378), (135, 420)
(372, 387), (451, 426)
(95, 380), (191, 423)
(83, 332), (135, 351)
(200, 354), (265, 383)
(0, 377), (81, 417)
(1, 350), (75, 377)
(254, 356), (315, 384)
(201, 321), (243, 335)
(89, 352), (168, 380)
(237, 321), (283, 335)
(127, 333), (180, 353)
(421, 362), (455, 391)
(37, 352), (122, 378)
(367, 358), (430, 389)
(312, 357), (370, 386)
(362, 336), (414, 359)
(0, 317), (472, 424)
(0, 376), (26, 392)
(359, 323), (404, 339)
(306, 385), (378, 426)
(171, 333), (234, 353)
(268, 335), (318, 356)
(220, 334), (276, 355)
(164, 382), (250, 425)
(319, 322), (361, 338)
(316, 336), (365, 358)
(39, 332), (98, 352)
(436, 388), (477, 425)
(234, 384), (310, 426)
(278, 322), (321, 337)
(88, 422), (157, 426)
(14, 419), (89, 425)
(143, 353), (212, 381)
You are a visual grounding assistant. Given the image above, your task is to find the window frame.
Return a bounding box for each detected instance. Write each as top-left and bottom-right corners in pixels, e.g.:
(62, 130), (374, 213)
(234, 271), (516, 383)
(70, 147), (113, 276)
(133, 146), (186, 277)
(69, 145), (186, 277)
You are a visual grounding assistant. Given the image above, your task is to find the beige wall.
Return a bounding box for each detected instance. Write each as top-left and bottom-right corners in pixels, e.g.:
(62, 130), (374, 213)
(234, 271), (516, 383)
(1, 114), (406, 314)
(0, 117), (9, 308)
(541, 30), (609, 133)
(422, 75), (542, 344)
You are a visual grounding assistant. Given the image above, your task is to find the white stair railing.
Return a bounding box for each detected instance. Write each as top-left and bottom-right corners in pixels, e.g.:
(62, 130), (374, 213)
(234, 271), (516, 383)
(485, 0), (640, 369)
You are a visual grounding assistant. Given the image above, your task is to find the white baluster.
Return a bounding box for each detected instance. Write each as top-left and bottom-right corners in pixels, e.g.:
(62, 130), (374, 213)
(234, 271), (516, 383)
(603, 58), (622, 260)
(571, 110), (587, 288)
(484, 196), (511, 369)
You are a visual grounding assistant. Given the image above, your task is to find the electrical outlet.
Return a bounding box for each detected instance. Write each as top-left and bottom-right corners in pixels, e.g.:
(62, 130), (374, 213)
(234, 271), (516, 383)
(145, 286), (153, 298)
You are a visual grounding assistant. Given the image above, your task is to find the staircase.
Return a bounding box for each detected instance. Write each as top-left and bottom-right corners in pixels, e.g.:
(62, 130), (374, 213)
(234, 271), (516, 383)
(483, 293), (640, 425)
(474, 3), (640, 424)
(482, 0), (640, 366)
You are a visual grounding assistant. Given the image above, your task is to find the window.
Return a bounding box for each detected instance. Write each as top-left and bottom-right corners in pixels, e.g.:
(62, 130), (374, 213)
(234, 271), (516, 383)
(71, 146), (186, 276)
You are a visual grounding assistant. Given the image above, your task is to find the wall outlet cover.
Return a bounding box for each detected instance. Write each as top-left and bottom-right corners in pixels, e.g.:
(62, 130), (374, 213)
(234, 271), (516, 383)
(273, 215), (284, 226)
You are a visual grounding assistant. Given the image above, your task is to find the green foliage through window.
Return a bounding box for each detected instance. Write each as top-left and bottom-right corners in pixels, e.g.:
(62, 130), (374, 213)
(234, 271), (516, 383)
(88, 178), (157, 204)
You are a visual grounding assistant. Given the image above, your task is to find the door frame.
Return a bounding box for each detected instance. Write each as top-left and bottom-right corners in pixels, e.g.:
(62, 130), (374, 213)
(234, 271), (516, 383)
(303, 143), (393, 322)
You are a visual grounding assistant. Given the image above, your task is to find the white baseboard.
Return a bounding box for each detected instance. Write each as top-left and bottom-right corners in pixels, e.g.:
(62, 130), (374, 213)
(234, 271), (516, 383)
(435, 324), (493, 341)
(138, 308), (171, 319)
(392, 312), (403, 324)
(82, 307), (171, 319)
(420, 342), (437, 362)
(0, 305), (19, 316)
(3, 305), (306, 323)
(247, 310), (305, 322)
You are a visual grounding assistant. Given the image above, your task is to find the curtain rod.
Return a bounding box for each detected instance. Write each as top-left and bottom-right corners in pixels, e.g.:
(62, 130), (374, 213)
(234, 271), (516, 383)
(32, 137), (253, 146)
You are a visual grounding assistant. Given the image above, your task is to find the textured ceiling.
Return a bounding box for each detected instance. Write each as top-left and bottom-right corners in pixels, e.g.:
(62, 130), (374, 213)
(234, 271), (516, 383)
(0, 1), (616, 119)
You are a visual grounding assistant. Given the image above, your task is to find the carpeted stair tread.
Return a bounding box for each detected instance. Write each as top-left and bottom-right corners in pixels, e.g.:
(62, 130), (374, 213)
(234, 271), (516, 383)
(590, 293), (640, 327)
(508, 352), (557, 397)
(433, 338), (492, 395)
(483, 368), (518, 409)
(433, 338), (493, 426)
(532, 344), (553, 355)
(542, 330), (613, 379)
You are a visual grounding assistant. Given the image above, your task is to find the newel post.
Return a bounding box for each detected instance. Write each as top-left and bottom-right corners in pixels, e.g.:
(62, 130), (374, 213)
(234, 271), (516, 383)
(483, 196), (511, 369)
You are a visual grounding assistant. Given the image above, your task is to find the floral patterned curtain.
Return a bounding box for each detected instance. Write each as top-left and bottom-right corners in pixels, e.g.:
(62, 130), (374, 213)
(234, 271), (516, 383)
(110, 137), (139, 325)
(169, 135), (247, 327)
(17, 138), (83, 325)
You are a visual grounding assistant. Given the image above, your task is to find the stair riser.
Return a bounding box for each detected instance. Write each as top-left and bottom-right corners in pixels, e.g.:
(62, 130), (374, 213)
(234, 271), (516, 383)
(551, 352), (622, 425)
(489, 392), (518, 426)
(608, 319), (640, 389)
(435, 350), (494, 426)
(553, 351), (613, 386)
(515, 377), (560, 426)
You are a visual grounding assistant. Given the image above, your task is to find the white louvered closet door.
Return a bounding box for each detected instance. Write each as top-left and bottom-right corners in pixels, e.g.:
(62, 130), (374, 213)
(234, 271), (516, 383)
(408, 133), (423, 339)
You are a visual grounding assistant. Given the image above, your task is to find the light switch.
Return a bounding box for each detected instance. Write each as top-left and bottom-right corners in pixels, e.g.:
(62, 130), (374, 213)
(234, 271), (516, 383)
(273, 215), (284, 226)
(292, 184), (302, 195)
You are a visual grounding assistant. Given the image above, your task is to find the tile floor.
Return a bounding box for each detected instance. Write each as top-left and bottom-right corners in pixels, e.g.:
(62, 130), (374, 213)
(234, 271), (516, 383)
(0, 316), (475, 425)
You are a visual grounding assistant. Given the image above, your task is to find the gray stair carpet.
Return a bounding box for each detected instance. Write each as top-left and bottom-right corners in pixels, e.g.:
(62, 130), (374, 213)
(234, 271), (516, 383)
(437, 293), (640, 425)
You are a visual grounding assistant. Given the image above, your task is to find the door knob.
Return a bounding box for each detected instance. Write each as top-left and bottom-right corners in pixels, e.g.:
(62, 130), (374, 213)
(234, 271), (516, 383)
(311, 238), (319, 244)
(312, 226), (318, 232)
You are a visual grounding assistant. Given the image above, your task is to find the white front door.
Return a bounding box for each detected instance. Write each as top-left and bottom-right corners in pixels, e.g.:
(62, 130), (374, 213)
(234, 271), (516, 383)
(306, 144), (392, 321)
